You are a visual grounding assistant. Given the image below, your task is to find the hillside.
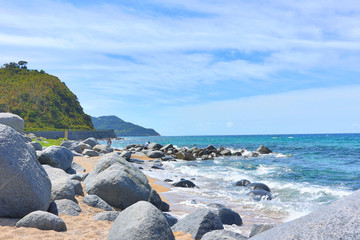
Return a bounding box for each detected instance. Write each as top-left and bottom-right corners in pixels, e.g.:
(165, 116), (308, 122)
(0, 61), (94, 131)
(91, 115), (160, 136)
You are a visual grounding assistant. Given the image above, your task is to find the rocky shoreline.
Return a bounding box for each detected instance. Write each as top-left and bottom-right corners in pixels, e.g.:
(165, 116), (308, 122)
(1, 113), (360, 240)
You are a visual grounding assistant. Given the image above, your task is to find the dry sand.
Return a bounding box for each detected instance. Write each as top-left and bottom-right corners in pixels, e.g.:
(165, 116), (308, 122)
(0, 154), (194, 240)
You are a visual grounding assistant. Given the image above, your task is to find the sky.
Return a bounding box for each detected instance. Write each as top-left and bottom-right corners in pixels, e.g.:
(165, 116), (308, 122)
(1, 0), (360, 136)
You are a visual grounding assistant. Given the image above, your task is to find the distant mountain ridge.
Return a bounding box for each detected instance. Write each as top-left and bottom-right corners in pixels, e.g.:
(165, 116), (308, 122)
(91, 115), (160, 137)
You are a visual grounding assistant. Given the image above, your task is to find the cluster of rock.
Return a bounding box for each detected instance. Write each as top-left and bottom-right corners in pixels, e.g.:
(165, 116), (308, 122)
(125, 142), (273, 161)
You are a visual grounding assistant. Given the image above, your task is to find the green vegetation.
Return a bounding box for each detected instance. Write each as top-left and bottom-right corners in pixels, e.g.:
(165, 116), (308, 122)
(0, 61), (94, 131)
(91, 115), (160, 137)
(33, 137), (67, 147)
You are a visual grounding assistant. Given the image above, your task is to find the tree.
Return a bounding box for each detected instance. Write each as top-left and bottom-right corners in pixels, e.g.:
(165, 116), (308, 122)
(18, 61), (28, 69)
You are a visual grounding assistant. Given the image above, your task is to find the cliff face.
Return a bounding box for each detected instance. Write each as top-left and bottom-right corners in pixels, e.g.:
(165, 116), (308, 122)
(0, 62), (94, 131)
(91, 115), (160, 137)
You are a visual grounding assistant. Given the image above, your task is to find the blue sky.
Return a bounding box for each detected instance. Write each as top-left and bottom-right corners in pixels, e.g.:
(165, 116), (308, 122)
(1, 0), (360, 135)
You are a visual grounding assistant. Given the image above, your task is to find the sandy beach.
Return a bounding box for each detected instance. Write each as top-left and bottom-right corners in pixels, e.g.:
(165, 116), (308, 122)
(0, 154), (193, 240)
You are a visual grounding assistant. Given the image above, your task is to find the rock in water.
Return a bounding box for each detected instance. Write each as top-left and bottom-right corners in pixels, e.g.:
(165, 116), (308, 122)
(107, 201), (175, 240)
(0, 124), (51, 218)
(84, 153), (153, 209)
(216, 207), (243, 226)
(256, 145), (272, 154)
(172, 209), (224, 239)
(16, 210), (67, 232)
(0, 112), (24, 132)
(235, 179), (251, 187)
(37, 146), (73, 171)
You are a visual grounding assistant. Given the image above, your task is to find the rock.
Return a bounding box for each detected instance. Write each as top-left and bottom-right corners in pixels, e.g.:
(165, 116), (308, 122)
(43, 165), (76, 201)
(172, 209), (224, 239)
(16, 210), (67, 232)
(71, 180), (84, 196)
(92, 211), (119, 222)
(160, 201), (170, 212)
(83, 137), (98, 148)
(249, 224), (276, 238)
(37, 146), (73, 171)
(119, 150), (132, 161)
(175, 151), (196, 161)
(201, 229), (248, 240)
(164, 213), (178, 227)
(146, 150), (165, 158)
(83, 195), (114, 211)
(149, 189), (163, 209)
(247, 183), (271, 192)
(71, 162), (86, 172)
(152, 164), (164, 170)
(84, 153), (153, 209)
(247, 190), (272, 201)
(54, 199), (81, 216)
(0, 124), (51, 218)
(108, 201), (175, 240)
(220, 149), (232, 156)
(83, 149), (99, 157)
(30, 141), (43, 151)
(233, 151), (242, 156)
(216, 207), (243, 226)
(60, 141), (82, 153)
(78, 142), (92, 151)
(66, 167), (77, 174)
(70, 174), (82, 181)
(162, 156), (175, 161)
(93, 144), (108, 152)
(256, 145), (272, 154)
(148, 143), (163, 150)
(206, 145), (217, 152)
(249, 190), (360, 239)
(82, 172), (89, 181)
(160, 144), (173, 152)
(173, 180), (197, 188)
(48, 201), (58, 215)
(201, 155), (214, 160)
(235, 179), (251, 187)
(0, 112), (24, 132)
(164, 179), (173, 182)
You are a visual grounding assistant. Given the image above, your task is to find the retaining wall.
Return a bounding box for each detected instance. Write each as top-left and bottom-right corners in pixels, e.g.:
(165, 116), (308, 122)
(28, 130), (117, 140)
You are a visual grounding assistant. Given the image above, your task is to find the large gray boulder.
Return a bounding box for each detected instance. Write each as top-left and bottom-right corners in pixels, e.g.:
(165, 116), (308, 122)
(83, 137), (98, 148)
(43, 165), (76, 201)
(60, 141), (82, 153)
(0, 112), (24, 132)
(201, 230), (247, 240)
(216, 207), (243, 226)
(146, 150), (165, 158)
(172, 209), (224, 239)
(0, 124), (51, 218)
(249, 189), (360, 240)
(55, 199), (81, 216)
(16, 210), (67, 232)
(37, 146), (73, 171)
(175, 151), (196, 161)
(148, 143), (163, 150)
(83, 195), (114, 211)
(249, 224), (276, 238)
(256, 145), (272, 154)
(83, 149), (99, 157)
(84, 153), (153, 210)
(107, 201), (175, 240)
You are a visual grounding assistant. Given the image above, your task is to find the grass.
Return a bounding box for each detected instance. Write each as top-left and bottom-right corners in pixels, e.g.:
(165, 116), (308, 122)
(32, 137), (67, 147)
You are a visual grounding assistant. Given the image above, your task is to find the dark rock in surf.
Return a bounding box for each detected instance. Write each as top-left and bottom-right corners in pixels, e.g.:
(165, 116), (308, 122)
(247, 183), (271, 192)
(173, 180), (197, 188)
(235, 179), (251, 187)
(256, 145), (272, 154)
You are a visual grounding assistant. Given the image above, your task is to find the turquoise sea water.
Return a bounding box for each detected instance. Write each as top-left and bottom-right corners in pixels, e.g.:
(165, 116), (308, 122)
(104, 133), (360, 223)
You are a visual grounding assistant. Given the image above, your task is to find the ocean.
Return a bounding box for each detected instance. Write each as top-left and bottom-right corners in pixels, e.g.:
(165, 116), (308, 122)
(100, 134), (360, 234)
